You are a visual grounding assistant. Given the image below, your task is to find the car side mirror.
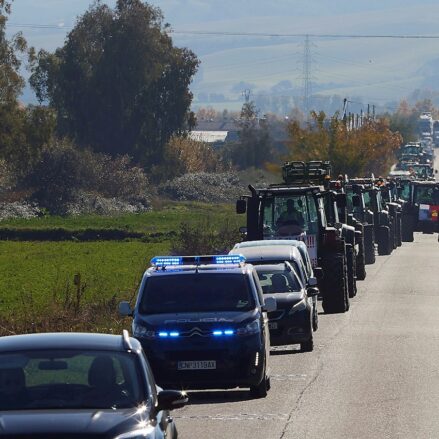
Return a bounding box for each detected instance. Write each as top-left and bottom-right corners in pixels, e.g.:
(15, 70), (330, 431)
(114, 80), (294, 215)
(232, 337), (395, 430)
(307, 276), (318, 287)
(118, 301), (133, 317)
(307, 286), (319, 297)
(262, 296), (277, 313)
(157, 390), (188, 412)
(313, 267), (324, 280)
(236, 199), (247, 214)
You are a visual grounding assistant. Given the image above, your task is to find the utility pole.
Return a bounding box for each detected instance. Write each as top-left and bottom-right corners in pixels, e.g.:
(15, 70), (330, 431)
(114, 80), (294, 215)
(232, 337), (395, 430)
(342, 98), (348, 123)
(301, 34), (313, 119)
(242, 89), (251, 104)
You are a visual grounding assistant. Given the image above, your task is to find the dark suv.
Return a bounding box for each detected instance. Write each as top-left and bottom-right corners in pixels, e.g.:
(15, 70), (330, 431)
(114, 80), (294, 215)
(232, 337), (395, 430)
(119, 255), (276, 398)
(0, 331), (187, 438)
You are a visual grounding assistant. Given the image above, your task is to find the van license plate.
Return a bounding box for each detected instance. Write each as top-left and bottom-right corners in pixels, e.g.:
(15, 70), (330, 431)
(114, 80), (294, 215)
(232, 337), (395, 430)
(178, 361), (216, 370)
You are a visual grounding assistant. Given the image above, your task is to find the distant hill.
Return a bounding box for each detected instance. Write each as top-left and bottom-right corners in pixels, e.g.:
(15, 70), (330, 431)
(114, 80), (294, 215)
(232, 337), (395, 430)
(9, 0), (439, 110)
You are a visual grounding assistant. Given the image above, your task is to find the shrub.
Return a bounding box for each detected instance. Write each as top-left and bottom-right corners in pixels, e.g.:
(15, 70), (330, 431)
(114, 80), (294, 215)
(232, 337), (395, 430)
(24, 139), (151, 214)
(151, 135), (227, 182)
(24, 139), (83, 214)
(171, 217), (242, 255)
(159, 172), (243, 203)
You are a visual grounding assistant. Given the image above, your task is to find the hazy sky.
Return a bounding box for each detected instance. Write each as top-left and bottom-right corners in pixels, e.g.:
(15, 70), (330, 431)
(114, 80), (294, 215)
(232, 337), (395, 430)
(7, 1), (439, 107)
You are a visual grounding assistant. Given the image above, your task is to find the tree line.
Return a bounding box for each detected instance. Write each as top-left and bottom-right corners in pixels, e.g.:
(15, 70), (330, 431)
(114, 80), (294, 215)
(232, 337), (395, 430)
(0, 0), (433, 213)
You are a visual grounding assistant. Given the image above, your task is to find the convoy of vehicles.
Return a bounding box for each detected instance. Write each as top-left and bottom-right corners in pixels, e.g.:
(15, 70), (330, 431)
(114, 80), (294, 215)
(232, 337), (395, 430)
(235, 161), (352, 314)
(0, 145), (436, 417)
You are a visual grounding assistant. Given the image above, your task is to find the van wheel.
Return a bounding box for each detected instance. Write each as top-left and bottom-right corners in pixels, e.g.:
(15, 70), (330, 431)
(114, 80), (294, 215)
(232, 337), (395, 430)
(250, 373), (269, 398)
(300, 336), (314, 352)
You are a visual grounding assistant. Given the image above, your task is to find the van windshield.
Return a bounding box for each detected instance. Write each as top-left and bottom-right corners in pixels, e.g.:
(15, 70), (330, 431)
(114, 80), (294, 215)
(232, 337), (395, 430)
(139, 274), (255, 314)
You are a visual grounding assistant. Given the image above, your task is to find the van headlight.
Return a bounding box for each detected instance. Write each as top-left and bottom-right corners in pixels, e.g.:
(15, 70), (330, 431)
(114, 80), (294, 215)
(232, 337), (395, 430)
(132, 323), (155, 339)
(237, 320), (261, 336)
(288, 298), (307, 315)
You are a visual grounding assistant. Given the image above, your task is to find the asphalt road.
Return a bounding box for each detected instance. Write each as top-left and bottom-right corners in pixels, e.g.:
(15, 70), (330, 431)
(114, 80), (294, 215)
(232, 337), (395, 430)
(175, 236), (439, 438)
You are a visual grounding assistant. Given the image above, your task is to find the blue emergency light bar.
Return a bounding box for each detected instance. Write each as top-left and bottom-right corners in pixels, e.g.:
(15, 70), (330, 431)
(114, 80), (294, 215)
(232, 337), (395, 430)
(158, 331), (180, 338)
(151, 255), (246, 267)
(213, 329), (235, 336)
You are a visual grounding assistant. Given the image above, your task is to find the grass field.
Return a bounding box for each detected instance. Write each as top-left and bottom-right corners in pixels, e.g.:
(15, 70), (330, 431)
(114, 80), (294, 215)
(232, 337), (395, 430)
(0, 202), (238, 233)
(0, 240), (170, 312)
(0, 202), (243, 334)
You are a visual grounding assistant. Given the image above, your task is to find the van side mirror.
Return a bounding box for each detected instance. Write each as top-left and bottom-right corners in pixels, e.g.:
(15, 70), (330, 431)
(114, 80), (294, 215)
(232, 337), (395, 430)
(307, 287), (319, 297)
(262, 296), (277, 313)
(236, 199), (247, 214)
(118, 301), (133, 317)
(307, 277), (318, 287)
(313, 267), (324, 280)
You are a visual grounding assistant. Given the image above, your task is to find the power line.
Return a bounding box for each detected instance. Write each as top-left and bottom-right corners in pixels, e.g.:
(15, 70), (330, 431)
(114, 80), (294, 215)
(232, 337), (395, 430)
(8, 23), (439, 39)
(171, 31), (439, 40)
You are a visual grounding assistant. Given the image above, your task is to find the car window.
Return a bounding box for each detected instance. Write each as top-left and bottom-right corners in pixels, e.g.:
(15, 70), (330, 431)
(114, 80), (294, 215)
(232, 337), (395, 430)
(251, 270), (264, 305)
(139, 273), (255, 314)
(0, 350), (145, 411)
(255, 267), (302, 294)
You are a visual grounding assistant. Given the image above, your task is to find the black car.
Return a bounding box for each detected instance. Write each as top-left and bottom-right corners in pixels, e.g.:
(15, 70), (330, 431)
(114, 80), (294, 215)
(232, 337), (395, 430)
(119, 254), (276, 398)
(254, 263), (317, 352)
(0, 331), (187, 438)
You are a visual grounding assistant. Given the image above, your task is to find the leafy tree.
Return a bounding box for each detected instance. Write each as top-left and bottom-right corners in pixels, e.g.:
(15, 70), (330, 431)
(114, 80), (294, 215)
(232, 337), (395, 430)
(222, 100), (273, 169)
(0, 0), (26, 104)
(30, 0), (199, 166)
(284, 111), (402, 177)
(160, 135), (224, 180)
(0, 2), (54, 175)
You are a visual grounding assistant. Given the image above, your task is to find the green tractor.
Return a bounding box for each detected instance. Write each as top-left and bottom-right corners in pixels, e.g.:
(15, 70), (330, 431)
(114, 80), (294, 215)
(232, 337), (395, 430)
(236, 161), (354, 313)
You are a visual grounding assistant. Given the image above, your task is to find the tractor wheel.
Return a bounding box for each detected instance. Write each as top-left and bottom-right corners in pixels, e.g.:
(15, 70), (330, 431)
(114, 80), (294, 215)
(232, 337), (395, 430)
(401, 214), (414, 242)
(346, 244), (357, 298)
(321, 253), (349, 314)
(396, 213), (402, 247)
(363, 224), (376, 265)
(356, 234), (367, 281)
(377, 226), (392, 256)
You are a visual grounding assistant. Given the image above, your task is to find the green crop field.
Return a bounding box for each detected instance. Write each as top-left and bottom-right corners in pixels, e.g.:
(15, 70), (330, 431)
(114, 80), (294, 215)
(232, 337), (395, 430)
(0, 202), (244, 334)
(0, 202), (238, 234)
(0, 240), (170, 313)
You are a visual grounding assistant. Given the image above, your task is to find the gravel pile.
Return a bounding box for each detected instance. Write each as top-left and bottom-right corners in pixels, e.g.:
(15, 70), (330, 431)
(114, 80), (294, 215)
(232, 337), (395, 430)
(0, 202), (43, 220)
(159, 172), (244, 203)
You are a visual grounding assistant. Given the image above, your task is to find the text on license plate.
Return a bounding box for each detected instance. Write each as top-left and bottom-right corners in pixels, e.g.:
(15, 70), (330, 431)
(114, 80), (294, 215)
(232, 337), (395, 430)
(178, 360), (216, 370)
(268, 322), (278, 329)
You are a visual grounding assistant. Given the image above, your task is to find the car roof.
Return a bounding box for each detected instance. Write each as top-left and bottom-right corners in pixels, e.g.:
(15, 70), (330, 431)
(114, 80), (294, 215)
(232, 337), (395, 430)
(145, 265), (252, 277)
(254, 263), (290, 271)
(230, 245), (302, 262)
(0, 332), (142, 353)
(233, 239), (306, 249)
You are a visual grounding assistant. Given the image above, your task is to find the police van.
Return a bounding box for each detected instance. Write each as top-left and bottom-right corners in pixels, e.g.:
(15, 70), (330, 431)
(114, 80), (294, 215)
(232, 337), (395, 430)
(119, 255), (276, 398)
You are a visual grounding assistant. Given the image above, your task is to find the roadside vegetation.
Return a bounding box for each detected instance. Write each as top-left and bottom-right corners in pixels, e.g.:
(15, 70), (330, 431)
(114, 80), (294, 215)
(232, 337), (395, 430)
(0, 0), (436, 336)
(0, 203), (243, 337)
